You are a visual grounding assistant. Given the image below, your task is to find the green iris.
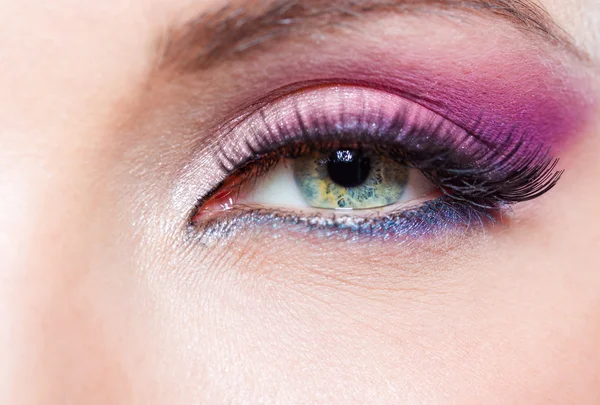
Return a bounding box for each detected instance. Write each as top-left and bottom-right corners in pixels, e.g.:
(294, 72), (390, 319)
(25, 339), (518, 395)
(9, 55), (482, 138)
(292, 149), (409, 210)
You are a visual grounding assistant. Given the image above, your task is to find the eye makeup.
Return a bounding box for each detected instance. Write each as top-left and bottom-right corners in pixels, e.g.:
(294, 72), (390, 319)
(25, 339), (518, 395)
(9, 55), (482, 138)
(188, 85), (563, 242)
(177, 12), (594, 154)
(160, 10), (597, 244)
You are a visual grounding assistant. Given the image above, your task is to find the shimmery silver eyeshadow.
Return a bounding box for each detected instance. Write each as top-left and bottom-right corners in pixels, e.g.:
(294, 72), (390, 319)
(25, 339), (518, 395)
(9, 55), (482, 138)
(190, 198), (498, 246)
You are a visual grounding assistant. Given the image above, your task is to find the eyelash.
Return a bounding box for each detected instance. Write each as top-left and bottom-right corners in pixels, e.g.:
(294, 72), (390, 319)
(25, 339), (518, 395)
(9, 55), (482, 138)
(190, 88), (563, 240)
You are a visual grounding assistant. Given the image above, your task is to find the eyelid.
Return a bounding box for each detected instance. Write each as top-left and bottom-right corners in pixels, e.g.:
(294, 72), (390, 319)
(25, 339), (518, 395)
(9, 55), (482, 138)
(193, 84), (469, 213)
(216, 85), (473, 174)
(190, 83), (561, 236)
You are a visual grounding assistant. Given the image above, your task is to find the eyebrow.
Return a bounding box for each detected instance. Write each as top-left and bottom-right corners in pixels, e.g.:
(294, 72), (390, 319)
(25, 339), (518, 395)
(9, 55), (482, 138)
(158, 0), (583, 73)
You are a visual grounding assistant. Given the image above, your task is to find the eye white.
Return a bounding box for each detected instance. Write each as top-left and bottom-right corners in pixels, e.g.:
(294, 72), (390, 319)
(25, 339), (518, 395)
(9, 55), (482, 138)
(239, 158), (438, 212)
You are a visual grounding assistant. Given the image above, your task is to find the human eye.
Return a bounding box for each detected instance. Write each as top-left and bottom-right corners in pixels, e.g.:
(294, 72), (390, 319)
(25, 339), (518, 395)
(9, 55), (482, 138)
(190, 85), (561, 240)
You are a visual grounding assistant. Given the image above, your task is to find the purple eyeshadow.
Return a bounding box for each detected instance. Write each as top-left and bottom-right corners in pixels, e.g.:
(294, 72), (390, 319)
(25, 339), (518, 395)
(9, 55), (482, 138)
(226, 42), (594, 155)
(391, 72), (589, 150)
(219, 86), (471, 164)
(326, 54), (594, 150)
(215, 85), (546, 175)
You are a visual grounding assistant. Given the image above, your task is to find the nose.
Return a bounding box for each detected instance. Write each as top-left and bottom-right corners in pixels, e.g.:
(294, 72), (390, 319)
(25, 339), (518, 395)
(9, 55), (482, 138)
(0, 124), (130, 404)
(0, 2), (158, 401)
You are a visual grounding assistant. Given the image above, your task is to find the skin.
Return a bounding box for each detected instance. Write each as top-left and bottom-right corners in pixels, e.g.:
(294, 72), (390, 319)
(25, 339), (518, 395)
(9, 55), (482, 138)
(1, 0), (600, 404)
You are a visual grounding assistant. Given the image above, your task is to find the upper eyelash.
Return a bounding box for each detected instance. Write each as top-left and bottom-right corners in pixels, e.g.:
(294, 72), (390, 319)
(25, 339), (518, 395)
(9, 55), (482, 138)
(431, 140), (562, 208)
(200, 110), (562, 214)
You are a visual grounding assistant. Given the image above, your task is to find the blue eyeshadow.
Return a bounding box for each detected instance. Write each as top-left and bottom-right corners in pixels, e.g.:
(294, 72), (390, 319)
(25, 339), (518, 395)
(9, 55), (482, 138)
(192, 197), (498, 245)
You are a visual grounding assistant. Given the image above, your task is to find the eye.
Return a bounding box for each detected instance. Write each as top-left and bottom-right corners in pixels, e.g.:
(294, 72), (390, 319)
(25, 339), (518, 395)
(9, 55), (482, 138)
(292, 149), (415, 210)
(208, 149), (437, 214)
(191, 85), (562, 239)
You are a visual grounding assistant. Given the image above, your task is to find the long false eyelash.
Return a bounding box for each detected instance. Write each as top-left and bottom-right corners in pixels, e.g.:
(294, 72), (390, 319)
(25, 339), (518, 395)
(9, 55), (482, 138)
(409, 138), (563, 209)
(204, 113), (562, 215)
(440, 150), (561, 207)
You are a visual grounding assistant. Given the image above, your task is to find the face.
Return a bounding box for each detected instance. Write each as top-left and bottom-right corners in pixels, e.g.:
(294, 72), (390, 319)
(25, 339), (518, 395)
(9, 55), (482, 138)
(1, 0), (599, 403)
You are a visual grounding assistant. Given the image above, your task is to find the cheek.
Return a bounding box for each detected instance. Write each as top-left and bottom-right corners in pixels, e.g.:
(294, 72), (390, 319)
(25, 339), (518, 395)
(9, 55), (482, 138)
(138, 228), (600, 404)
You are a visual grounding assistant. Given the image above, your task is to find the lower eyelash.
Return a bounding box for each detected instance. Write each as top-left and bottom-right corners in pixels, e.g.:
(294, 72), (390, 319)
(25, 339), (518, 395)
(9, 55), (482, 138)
(191, 196), (500, 244)
(192, 134), (561, 230)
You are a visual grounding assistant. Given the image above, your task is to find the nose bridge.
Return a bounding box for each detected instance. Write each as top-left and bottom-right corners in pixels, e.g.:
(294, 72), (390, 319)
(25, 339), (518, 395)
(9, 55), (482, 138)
(0, 2), (167, 403)
(0, 0), (152, 273)
(0, 133), (99, 402)
(0, 132), (95, 265)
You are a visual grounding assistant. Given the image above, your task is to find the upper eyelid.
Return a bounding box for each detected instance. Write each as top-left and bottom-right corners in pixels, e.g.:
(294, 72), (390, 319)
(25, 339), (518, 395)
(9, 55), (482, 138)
(157, 0), (586, 75)
(190, 95), (562, 234)
(148, 10), (595, 165)
(209, 86), (559, 197)
(214, 86), (470, 167)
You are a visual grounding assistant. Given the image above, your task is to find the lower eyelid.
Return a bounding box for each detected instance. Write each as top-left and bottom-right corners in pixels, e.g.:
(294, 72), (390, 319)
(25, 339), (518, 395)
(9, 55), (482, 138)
(191, 196), (497, 245)
(194, 193), (441, 226)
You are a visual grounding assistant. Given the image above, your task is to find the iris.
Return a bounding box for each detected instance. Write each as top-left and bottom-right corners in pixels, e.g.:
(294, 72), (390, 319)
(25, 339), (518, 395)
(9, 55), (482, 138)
(292, 149), (409, 210)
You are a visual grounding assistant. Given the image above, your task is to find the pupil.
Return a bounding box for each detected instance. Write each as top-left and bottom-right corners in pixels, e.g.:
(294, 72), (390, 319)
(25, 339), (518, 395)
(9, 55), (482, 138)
(327, 149), (371, 188)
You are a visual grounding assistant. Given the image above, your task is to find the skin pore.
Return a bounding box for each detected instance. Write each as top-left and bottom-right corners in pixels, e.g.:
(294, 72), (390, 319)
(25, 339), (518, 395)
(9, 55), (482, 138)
(0, 0), (600, 404)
